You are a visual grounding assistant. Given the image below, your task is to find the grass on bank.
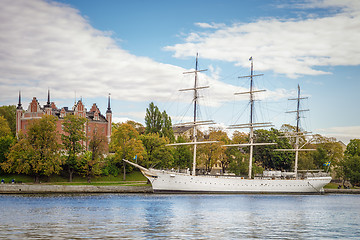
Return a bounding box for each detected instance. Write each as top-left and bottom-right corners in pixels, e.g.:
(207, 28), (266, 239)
(0, 170), (148, 186)
(323, 182), (358, 189)
(323, 182), (340, 189)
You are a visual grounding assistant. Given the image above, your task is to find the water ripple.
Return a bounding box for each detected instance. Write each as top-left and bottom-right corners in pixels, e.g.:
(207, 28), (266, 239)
(0, 194), (359, 239)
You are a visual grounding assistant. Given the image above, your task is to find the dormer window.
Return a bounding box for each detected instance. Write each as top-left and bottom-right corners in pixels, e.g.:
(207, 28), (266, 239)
(60, 108), (66, 118)
(94, 111), (99, 121)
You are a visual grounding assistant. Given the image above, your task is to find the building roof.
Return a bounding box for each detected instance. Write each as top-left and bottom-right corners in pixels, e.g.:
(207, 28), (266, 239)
(23, 96), (109, 123)
(173, 126), (192, 135)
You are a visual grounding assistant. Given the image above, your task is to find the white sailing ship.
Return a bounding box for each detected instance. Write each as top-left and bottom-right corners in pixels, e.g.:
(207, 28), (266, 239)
(124, 56), (331, 193)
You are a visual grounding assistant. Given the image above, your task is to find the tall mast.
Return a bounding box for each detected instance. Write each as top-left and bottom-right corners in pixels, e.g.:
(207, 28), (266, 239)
(226, 57), (275, 179)
(294, 85), (301, 177)
(276, 84), (311, 178)
(194, 53), (199, 124)
(248, 58), (255, 179)
(296, 85), (301, 133)
(192, 54), (199, 176)
(292, 84), (309, 177)
(176, 53), (215, 176)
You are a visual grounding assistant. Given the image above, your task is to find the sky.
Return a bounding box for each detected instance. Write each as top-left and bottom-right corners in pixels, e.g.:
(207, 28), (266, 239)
(0, 0), (359, 144)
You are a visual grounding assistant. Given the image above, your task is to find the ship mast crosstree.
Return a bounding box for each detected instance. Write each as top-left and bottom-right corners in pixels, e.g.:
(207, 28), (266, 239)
(274, 84), (315, 178)
(224, 57), (275, 179)
(168, 53), (217, 176)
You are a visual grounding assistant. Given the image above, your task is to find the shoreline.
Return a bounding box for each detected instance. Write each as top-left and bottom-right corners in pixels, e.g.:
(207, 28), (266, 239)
(1, 184), (359, 194)
(323, 188), (360, 194)
(0, 184), (153, 194)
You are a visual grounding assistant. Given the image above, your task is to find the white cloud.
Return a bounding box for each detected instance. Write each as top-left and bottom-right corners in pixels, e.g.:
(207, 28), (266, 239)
(195, 22), (225, 29)
(316, 126), (360, 144)
(165, 0), (360, 78)
(291, 0), (360, 12)
(262, 88), (296, 101)
(116, 111), (146, 121)
(112, 117), (132, 124)
(0, 0), (190, 103)
(0, 0), (296, 111)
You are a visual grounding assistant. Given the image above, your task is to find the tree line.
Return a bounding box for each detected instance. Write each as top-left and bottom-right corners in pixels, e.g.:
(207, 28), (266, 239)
(0, 103), (359, 186)
(0, 113), (106, 183)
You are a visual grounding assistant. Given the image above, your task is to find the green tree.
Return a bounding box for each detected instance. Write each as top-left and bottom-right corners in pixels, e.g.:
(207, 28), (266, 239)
(0, 135), (14, 174)
(145, 102), (174, 141)
(2, 115), (61, 183)
(172, 136), (192, 169)
(253, 128), (294, 171)
(226, 147), (249, 176)
(126, 120), (145, 135)
(344, 139), (360, 157)
(111, 123), (145, 180)
(297, 151), (316, 170)
(102, 154), (119, 176)
(280, 124), (307, 147)
(161, 111), (175, 142)
(61, 114), (87, 182)
(145, 102), (162, 134)
(341, 139), (360, 186)
(279, 124), (315, 170)
(0, 116), (14, 174)
(227, 131), (249, 176)
(211, 129), (230, 173)
(0, 105), (16, 136)
(342, 155), (360, 186)
(140, 133), (174, 169)
(232, 131), (248, 144)
(78, 151), (103, 183)
(1, 134), (34, 178)
(227, 148), (249, 176)
(198, 129), (229, 173)
(311, 134), (343, 171)
(0, 116), (12, 137)
(83, 127), (107, 183)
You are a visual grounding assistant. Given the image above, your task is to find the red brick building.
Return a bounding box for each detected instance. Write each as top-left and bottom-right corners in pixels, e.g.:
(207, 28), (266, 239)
(16, 91), (112, 150)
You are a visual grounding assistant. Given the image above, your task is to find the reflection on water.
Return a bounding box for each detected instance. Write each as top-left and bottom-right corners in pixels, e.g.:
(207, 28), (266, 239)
(0, 194), (359, 239)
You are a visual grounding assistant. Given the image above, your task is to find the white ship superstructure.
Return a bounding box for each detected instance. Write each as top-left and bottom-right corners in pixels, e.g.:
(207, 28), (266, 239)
(124, 159), (331, 193)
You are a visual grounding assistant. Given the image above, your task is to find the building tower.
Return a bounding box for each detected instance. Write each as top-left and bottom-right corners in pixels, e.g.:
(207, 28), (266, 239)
(16, 91), (23, 137)
(106, 93), (112, 142)
(44, 89), (52, 115)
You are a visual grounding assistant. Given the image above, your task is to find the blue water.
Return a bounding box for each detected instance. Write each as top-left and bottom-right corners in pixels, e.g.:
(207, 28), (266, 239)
(0, 194), (359, 239)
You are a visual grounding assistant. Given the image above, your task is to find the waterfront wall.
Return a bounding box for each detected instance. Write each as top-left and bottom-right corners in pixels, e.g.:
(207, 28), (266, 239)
(324, 188), (360, 194)
(0, 184), (359, 194)
(0, 184), (153, 194)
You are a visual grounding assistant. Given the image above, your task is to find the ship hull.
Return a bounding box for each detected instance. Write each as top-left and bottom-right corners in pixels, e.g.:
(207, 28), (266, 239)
(142, 169), (331, 194)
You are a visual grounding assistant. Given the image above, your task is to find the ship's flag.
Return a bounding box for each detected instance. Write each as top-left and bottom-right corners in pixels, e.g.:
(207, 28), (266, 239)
(323, 161), (331, 166)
